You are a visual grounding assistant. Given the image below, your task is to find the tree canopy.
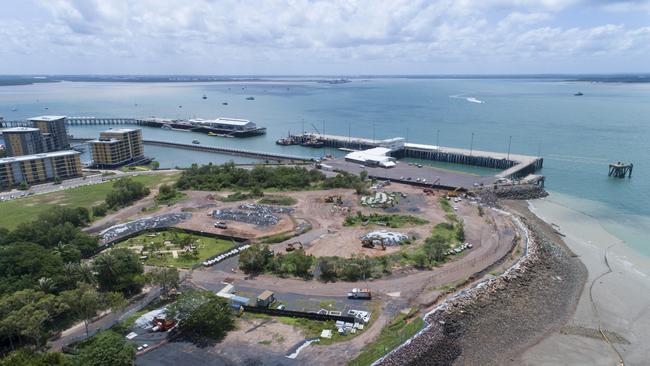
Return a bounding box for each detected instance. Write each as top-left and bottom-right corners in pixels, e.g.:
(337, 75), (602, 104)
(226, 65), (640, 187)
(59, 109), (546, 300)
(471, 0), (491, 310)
(74, 330), (136, 366)
(93, 248), (144, 296)
(166, 289), (234, 341)
(105, 178), (150, 209)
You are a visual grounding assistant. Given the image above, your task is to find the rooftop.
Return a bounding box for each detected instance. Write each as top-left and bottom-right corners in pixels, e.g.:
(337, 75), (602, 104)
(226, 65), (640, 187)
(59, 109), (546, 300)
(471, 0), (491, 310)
(102, 128), (140, 134)
(0, 127), (41, 133)
(28, 115), (67, 122)
(189, 117), (253, 126)
(0, 150), (80, 164)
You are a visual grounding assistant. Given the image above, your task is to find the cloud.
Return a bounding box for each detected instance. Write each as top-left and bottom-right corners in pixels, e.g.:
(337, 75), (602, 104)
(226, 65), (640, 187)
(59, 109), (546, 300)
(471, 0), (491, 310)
(0, 0), (647, 73)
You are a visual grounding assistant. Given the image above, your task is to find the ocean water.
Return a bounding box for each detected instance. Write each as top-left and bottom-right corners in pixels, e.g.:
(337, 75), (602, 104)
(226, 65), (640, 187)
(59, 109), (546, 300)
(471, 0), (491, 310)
(1, 78), (650, 257)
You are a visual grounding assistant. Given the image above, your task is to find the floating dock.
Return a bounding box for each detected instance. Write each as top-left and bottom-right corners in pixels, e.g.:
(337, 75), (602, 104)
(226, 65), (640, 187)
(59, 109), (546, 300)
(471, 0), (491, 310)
(291, 133), (543, 179)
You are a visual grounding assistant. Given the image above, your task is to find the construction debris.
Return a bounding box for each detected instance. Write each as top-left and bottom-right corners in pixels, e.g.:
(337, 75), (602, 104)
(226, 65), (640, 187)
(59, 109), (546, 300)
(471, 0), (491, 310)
(360, 230), (409, 247)
(360, 192), (398, 208)
(212, 204), (293, 226)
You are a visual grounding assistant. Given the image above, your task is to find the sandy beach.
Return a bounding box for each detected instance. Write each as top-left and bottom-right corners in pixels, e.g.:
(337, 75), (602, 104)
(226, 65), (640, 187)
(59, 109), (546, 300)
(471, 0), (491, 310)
(520, 194), (650, 365)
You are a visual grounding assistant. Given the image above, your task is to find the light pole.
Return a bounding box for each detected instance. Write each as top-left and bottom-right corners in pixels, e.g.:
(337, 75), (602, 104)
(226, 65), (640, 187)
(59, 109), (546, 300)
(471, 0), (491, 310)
(436, 129), (440, 147)
(470, 132), (474, 156)
(507, 135), (512, 161)
(348, 122), (351, 144)
(372, 123), (376, 144)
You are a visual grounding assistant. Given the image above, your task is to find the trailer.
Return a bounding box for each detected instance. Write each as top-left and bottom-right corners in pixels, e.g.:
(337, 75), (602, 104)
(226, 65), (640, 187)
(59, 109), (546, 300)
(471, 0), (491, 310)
(347, 288), (372, 300)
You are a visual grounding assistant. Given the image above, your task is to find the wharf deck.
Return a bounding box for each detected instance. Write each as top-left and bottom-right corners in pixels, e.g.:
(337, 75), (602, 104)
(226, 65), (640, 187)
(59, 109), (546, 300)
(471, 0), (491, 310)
(297, 133), (543, 179)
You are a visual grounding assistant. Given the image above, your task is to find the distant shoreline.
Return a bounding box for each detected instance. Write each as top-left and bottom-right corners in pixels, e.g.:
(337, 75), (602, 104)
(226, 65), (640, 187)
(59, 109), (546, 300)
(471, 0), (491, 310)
(1, 74), (649, 87)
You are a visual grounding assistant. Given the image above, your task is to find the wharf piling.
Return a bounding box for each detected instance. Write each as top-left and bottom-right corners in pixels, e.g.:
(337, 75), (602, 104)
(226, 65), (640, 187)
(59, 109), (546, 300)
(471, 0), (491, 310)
(608, 162), (633, 178)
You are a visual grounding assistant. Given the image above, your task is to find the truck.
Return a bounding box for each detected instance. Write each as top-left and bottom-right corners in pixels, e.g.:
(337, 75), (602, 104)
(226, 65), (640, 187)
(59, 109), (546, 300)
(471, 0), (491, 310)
(347, 288), (372, 300)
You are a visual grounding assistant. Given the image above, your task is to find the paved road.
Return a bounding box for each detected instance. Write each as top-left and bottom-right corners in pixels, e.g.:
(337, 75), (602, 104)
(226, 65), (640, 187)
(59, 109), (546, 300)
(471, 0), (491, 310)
(49, 286), (161, 351)
(0, 169), (178, 202)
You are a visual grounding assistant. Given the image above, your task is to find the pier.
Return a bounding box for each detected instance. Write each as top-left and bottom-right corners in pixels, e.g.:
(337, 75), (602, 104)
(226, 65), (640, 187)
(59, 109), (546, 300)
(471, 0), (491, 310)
(70, 138), (311, 163)
(291, 133), (543, 179)
(1, 117), (138, 128)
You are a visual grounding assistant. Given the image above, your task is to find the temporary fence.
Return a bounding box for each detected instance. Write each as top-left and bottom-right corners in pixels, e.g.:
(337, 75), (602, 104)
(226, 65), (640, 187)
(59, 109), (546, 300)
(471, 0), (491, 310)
(242, 305), (356, 324)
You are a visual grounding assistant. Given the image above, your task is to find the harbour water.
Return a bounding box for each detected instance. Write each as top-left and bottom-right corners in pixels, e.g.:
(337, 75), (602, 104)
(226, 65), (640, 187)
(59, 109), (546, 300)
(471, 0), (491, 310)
(1, 78), (650, 258)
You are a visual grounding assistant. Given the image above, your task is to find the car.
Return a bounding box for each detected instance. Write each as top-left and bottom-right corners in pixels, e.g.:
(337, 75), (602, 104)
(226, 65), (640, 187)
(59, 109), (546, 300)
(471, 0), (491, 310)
(276, 304), (286, 310)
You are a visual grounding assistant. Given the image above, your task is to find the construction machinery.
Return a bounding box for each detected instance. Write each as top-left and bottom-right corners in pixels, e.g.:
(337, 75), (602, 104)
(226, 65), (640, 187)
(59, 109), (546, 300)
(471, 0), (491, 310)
(285, 241), (304, 252)
(361, 239), (386, 250)
(324, 195), (343, 204)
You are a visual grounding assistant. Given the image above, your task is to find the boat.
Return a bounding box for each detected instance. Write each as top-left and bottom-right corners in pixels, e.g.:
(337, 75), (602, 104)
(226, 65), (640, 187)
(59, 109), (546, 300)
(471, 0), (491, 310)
(202, 94), (207, 100)
(222, 102), (228, 105)
(245, 97), (255, 100)
(574, 92), (584, 96)
(11, 107), (17, 111)
(192, 139), (200, 144)
(301, 138), (324, 148)
(208, 132), (218, 136)
(276, 137), (298, 146)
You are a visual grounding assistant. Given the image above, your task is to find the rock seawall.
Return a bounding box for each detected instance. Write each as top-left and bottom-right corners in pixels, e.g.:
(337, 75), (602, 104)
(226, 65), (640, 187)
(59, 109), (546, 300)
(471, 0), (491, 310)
(377, 213), (586, 366)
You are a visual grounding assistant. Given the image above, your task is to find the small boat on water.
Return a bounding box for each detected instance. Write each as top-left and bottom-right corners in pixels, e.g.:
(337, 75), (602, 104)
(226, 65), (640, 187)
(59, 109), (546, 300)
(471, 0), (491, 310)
(222, 102), (228, 105)
(202, 94), (207, 100)
(245, 97), (255, 100)
(574, 92), (584, 96)
(11, 107), (17, 111)
(208, 132), (218, 136)
(192, 139), (200, 144)
(301, 138), (324, 148)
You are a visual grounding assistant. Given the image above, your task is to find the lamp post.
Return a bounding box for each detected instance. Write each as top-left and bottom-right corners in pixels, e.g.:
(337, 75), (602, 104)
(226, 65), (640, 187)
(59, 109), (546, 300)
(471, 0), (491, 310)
(470, 132), (474, 156)
(507, 135), (512, 161)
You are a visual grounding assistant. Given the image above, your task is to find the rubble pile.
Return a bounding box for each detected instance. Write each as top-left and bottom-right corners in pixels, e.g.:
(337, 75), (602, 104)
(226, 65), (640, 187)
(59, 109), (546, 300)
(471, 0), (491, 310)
(213, 204), (293, 226)
(360, 230), (409, 246)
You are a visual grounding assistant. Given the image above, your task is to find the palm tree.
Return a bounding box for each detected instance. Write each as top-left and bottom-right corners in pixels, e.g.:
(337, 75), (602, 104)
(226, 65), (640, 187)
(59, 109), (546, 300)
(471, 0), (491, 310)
(76, 263), (95, 285)
(36, 277), (54, 294)
(94, 253), (118, 277)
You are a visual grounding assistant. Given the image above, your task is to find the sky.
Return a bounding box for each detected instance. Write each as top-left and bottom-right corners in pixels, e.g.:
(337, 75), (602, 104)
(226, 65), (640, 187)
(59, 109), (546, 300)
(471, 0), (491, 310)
(0, 0), (649, 75)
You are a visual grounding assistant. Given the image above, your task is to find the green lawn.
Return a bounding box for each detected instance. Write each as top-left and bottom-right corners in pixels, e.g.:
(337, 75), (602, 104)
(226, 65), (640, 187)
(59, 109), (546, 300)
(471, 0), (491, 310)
(0, 173), (179, 230)
(116, 230), (235, 268)
(349, 309), (424, 366)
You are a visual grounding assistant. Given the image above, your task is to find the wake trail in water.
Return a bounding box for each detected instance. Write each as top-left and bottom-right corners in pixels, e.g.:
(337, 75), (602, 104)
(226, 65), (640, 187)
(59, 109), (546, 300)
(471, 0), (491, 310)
(449, 94), (486, 104)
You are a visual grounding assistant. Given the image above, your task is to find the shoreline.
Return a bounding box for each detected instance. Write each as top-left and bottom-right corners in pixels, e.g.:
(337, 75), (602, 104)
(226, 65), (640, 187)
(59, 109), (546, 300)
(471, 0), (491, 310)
(519, 194), (650, 365)
(377, 199), (588, 365)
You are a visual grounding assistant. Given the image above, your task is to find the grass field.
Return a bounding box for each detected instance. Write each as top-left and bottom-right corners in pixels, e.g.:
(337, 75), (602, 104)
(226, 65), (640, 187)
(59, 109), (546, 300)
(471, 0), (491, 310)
(349, 309), (424, 366)
(0, 173), (179, 230)
(116, 230), (235, 268)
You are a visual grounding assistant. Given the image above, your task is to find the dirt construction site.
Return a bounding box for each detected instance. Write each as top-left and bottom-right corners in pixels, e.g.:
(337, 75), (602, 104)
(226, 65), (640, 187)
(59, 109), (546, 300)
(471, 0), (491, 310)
(86, 177), (524, 366)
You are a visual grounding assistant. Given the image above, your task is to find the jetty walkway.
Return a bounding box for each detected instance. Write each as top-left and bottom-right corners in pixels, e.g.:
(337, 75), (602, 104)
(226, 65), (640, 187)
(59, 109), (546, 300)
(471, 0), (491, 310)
(70, 138), (311, 163)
